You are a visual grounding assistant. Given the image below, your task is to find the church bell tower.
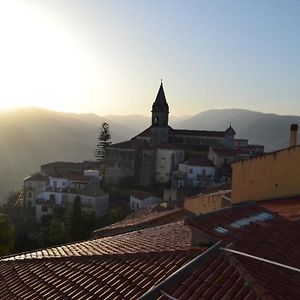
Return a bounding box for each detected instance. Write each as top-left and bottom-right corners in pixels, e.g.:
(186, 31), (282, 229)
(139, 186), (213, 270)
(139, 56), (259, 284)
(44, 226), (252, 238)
(151, 82), (169, 144)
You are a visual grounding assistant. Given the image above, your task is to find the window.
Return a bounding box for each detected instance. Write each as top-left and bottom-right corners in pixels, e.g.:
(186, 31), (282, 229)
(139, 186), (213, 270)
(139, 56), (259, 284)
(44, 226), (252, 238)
(41, 206), (48, 213)
(189, 168), (193, 174)
(178, 180), (184, 188)
(28, 192), (32, 198)
(202, 169), (206, 176)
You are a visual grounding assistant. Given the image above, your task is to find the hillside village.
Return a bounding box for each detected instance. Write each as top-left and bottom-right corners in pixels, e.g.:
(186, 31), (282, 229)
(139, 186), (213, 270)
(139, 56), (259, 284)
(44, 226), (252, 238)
(1, 84), (300, 298)
(22, 83), (264, 221)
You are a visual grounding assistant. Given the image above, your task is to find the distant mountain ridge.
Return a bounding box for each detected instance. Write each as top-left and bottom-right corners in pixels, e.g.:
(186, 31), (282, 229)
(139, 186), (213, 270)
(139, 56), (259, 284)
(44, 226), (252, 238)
(172, 109), (300, 151)
(0, 107), (299, 203)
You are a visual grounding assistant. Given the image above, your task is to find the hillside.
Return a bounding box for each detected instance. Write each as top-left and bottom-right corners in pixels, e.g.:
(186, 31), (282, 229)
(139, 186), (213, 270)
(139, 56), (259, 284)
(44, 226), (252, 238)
(0, 108), (137, 202)
(1, 107), (300, 203)
(173, 109), (300, 151)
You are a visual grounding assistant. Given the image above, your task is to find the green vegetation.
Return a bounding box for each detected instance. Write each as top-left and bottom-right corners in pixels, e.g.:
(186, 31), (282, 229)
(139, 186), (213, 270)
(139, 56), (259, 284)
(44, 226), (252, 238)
(95, 122), (112, 162)
(1, 192), (96, 255)
(0, 215), (14, 256)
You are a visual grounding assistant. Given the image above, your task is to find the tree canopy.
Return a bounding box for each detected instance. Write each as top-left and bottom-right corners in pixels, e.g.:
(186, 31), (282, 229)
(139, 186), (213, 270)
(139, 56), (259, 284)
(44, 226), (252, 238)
(95, 122), (112, 161)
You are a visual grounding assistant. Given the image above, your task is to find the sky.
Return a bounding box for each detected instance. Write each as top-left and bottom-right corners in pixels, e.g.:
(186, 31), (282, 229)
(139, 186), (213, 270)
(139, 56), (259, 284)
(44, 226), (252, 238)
(0, 0), (300, 116)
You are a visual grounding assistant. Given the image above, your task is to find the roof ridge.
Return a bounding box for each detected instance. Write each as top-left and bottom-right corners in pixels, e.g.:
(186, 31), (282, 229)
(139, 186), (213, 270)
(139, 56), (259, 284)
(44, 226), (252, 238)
(93, 208), (185, 234)
(1, 220), (187, 261)
(1, 248), (201, 264)
(225, 251), (273, 299)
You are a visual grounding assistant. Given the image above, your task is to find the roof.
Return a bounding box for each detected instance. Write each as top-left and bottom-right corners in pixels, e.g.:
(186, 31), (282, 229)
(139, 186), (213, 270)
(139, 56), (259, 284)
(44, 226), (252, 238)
(2, 202), (300, 298)
(92, 208), (192, 238)
(108, 139), (154, 150)
(172, 129), (225, 138)
(133, 126), (151, 138)
(132, 126), (173, 140)
(3, 221), (192, 261)
(212, 148), (251, 156)
(259, 196), (300, 222)
(225, 125), (236, 135)
(184, 203), (300, 298)
(152, 82), (169, 113)
(232, 144), (300, 165)
(24, 174), (48, 182)
(153, 244), (269, 300)
(0, 250), (200, 300)
(186, 159), (215, 167)
(131, 190), (157, 200)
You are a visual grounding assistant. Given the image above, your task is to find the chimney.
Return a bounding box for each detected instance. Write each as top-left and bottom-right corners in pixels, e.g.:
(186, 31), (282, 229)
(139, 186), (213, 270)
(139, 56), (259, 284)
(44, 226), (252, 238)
(289, 124), (298, 147)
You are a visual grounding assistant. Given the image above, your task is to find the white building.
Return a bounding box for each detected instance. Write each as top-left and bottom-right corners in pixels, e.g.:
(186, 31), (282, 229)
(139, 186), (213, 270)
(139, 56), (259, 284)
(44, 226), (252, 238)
(176, 159), (215, 187)
(25, 171), (109, 222)
(186, 159), (215, 181)
(23, 174), (48, 207)
(35, 190), (109, 222)
(130, 191), (161, 211)
(156, 147), (184, 183)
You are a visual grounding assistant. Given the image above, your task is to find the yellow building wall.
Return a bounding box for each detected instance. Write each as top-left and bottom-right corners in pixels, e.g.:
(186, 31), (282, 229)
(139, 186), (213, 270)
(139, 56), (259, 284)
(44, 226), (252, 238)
(184, 191), (230, 214)
(231, 146), (300, 204)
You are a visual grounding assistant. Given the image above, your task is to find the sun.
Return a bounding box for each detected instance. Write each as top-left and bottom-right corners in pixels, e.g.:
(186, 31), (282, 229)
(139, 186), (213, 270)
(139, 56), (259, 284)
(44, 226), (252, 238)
(0, 1), (100, 113)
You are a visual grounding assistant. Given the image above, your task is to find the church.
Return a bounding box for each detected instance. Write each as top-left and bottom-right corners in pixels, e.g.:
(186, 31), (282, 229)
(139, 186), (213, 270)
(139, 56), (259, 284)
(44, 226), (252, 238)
(105, 83), (263, 187)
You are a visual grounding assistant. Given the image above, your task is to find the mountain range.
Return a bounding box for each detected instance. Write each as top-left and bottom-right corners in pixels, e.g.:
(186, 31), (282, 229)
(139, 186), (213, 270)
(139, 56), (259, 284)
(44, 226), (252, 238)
(0, 107), (299, 203)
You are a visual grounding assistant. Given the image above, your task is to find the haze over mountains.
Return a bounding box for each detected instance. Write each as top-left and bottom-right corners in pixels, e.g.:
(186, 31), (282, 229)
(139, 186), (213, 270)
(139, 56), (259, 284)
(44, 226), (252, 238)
(0, 107), (299, 202)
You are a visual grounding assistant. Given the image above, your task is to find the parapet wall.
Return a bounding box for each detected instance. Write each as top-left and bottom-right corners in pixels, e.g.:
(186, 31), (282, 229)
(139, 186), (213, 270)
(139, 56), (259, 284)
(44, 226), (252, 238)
(231, 146), (300, 203)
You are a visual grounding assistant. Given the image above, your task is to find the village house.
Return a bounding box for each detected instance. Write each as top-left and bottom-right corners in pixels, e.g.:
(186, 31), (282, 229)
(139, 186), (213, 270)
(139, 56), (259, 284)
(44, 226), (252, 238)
(23, 162), (109, 222)
(129, 190), (162, 211)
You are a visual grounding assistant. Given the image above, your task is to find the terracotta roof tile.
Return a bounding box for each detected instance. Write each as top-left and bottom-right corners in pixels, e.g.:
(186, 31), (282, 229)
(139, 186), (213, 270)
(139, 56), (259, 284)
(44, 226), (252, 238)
(156, 250), (262, 300)
(184, 203), (300, 299)
(0, 250), (202, 300)
(92, 207), (192, 238)
(3, 221), (193, 261)
(259, 196), (300, 221)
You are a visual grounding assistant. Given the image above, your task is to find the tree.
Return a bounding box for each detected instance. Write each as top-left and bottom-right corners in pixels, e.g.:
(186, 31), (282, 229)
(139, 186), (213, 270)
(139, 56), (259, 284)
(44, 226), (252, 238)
(70, 196), (82, 241)
(95, 122), (112, 162)
(0, 215), (14, 255)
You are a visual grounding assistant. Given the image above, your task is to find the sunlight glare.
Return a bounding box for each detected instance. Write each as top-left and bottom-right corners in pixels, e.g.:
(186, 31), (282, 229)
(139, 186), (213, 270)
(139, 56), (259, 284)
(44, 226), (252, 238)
(0, 1), (101, 112)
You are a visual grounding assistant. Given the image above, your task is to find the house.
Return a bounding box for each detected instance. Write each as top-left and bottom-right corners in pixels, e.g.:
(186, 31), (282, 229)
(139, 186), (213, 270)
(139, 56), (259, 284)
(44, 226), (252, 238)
(24, 164), (109, 222)
(40, 161), (99, 177)
(130, 191), (162, 211)
(23, 174), (48, 207)
(177, 158), (215, 186)
(155, 145), (184, 183)
(231, 124), (300, 204)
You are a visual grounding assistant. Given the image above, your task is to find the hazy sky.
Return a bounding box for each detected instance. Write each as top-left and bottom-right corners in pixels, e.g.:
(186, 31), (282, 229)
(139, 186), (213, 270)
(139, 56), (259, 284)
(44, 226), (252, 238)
(0, 0), (300, 116)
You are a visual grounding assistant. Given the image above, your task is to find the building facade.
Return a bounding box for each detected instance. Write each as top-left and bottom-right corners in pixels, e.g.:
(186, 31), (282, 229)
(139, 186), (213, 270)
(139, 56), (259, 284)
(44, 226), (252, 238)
(105, 83), (263, 187)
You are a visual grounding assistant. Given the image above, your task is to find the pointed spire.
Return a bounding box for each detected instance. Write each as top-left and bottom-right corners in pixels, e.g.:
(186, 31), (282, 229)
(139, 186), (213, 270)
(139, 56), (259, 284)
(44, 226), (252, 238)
(152, 81), (169, 113)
